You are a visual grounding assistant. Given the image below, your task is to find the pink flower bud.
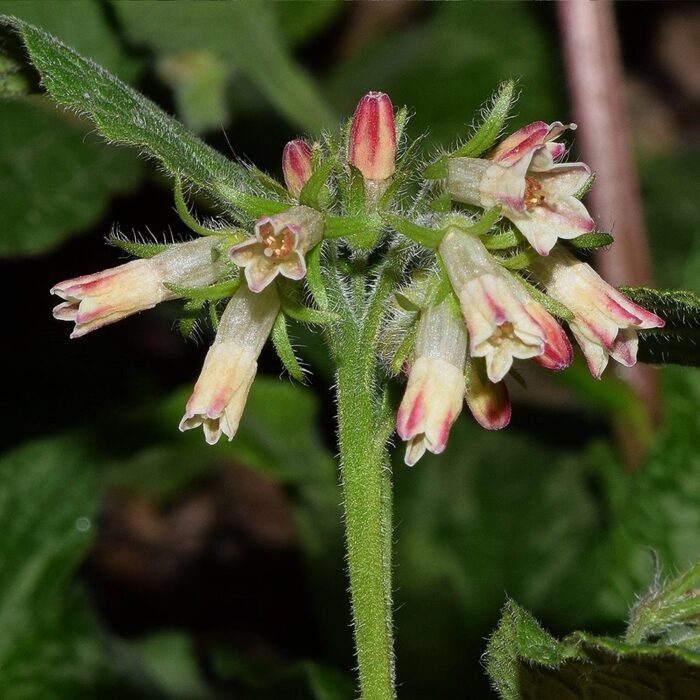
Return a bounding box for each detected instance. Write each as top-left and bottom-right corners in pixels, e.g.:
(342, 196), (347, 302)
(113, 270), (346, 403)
(179, 285), (278, 444)
(396, 300), (466, 466)
(465, 361), (511, 430)
(51, 237), (225, 338)
(530, 248), (664, 378)
(282, 139), (313, 198)
(230, 205), (324, 293)
(348, 91), (396, 181)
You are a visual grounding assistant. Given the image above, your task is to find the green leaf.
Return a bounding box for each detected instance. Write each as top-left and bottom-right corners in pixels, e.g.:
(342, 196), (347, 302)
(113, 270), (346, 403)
(108, 236), (172, 259)
(381, 211), (443, 248)
(305, 242), (329, 310)
(229, 192), (292, 220)
(450, 79), (517, 158)
(389, 319), (418, 376)
(515, 275), (574, 321)
(482, 228), (523, 251)
(271, 312), (305, 383)
(299, 160), (334, 210)
(2, 16), (257, 209)
(164, 276), (242, 302)
(486, 600), (700, 700)
(324, 214), (376, 240)
(112, 1), (336, 133)
(619, 286), (700, 367)
(568, 231), (614, 250)
(0, 98), (142, 256)
(445, 205), (502, 237)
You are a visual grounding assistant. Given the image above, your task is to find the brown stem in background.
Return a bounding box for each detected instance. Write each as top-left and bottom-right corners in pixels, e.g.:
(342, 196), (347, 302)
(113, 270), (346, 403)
(558, 0), (661, 458)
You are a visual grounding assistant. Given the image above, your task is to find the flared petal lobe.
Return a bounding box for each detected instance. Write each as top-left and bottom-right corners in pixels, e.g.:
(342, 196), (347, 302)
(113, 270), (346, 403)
(179, 285), (279, 444)
(447, 120), (594, 255)
(51, 237), (225, 338)
(230, 205), (323, 292)
(530, 248), (664, 378)
(396, 300), (466, 466)
(439, 229), (566, 382)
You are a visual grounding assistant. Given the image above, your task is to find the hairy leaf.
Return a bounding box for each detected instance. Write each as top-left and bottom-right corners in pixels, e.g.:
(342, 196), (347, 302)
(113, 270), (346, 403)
(271, 312), (305, 383)
(620, 286), (700, 367)
(450, 80), (517, 158)
(486, 600), (700, 700)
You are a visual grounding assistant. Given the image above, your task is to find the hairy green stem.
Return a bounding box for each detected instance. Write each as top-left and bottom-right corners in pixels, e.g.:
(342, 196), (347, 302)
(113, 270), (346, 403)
(333, 256), (399, 700)
(337, 345), (395, 700)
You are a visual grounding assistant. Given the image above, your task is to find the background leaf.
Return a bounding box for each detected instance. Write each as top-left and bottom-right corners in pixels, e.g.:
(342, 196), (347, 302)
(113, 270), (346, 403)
(112, 0), (336, 133)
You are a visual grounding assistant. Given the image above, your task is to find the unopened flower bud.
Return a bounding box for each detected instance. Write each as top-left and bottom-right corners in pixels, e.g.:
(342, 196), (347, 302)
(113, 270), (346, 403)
(530, 247), (664, 378)
(282, 139), (313, 198)
(465, 360), (511, 430)
(348, 91), (396, 182)
(51, 237), (225, 338)
(179, 285), (278, 444)
(230, 205), (324, 292)
(396, 299), (466, 466)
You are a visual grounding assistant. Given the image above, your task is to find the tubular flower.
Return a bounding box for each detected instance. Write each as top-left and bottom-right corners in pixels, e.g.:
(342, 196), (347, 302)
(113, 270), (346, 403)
(465, 359), (511, 430)
(179, 285), (279, 444)
(396, 299), (466, 466)
(530, 248), (665, 378)
(439, 228), (571, 383)
(282, 139), (313, 198)
(348, 91), (396, 182)
(446, 121), (595, 255)
(229, 205), (324, 292)
(51, 237), (226, 338)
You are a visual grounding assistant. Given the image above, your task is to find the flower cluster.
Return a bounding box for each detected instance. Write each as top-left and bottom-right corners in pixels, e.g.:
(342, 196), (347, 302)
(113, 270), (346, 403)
(50, 89), (664, 465)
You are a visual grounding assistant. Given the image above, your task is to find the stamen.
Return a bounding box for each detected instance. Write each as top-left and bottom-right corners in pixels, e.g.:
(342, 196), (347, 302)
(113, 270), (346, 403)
(260, 224), (294, 259)
(524, 177), (545, 209)
(490, 321), (515, 346)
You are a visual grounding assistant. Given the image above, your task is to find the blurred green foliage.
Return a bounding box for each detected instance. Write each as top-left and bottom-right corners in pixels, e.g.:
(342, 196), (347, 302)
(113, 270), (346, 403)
(0, 2), (698, 699)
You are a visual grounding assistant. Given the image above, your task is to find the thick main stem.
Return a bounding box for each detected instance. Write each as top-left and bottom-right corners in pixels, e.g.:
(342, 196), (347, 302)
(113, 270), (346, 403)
(336, 327), (395, 700)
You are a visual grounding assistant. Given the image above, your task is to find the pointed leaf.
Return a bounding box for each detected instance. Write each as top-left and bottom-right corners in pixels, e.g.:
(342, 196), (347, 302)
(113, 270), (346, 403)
(568, 231), (614, 250)
(271, 312), (305, 382)
(620, 286), (700, 367)
(450, 79), (517, 158)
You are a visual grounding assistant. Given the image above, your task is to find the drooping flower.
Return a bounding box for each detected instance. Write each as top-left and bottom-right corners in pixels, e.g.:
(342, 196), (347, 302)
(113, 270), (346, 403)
(179, 285), (279, 444)
(282, 139), (313, 198)
(348, 91), (396, 182)
(446, 121), (595, 255)
(396, 299), (466, 466)
(229, 205), (324, 292)
(51, 237), (226, 338)
(464, 359), (511, 430)
(439, 228), (571, 383)
(530, 247), (665, 378)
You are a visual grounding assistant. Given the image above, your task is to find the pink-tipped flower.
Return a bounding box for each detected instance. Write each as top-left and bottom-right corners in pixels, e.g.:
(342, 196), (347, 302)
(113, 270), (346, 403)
(439, 228), (570, 383)
(530, 248), (665, 378)
(348, 91), (396, 182)
(446, 121), (594, 255)
(229, 205), (324, 293)
(282, 139), (313, 198)
(396, 300), (466, 466)
(51, 237), (225, 338)
(465, 360), (511, 430)
(179, 285), (278, 444)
